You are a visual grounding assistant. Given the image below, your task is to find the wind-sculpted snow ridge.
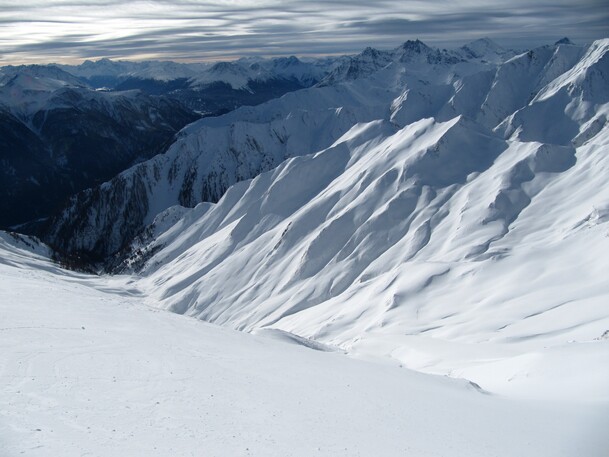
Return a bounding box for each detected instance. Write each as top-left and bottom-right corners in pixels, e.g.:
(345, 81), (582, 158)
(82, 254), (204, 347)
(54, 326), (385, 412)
(498, 38), (609, 146)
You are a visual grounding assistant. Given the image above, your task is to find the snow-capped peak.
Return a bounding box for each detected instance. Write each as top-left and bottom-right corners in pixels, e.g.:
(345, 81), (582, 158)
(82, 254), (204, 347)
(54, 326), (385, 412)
(190, 61), (269, 90)
(555, 37), (575, 46)
(0, 64), (85, 88)
(458, 37), (516, 63)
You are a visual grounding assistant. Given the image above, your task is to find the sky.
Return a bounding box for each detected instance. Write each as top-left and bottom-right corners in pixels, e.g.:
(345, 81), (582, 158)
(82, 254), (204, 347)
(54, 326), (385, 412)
(1, 0), (608, 65)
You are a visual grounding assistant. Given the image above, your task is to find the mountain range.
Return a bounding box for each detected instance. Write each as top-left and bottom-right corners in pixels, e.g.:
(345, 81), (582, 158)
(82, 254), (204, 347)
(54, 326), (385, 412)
(2, 35), (608, 455)
(5, 34), (607, 390)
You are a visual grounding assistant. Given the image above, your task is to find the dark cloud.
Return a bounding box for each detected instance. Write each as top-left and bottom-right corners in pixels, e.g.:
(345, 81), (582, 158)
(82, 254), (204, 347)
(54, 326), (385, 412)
(1, 0), (608, 65)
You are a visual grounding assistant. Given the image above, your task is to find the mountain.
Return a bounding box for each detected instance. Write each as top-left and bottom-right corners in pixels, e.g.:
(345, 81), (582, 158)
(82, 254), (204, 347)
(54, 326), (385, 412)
(0, 67), (198, 230)
(42, 39), (554, 262)
(459, 37), (517, 63)
(3, 37), (609, 454)
(107, 39), (609, 400)
(59, 58), (208, 84)
(60, 55), (338, 115)
(498, 38), (608, 145)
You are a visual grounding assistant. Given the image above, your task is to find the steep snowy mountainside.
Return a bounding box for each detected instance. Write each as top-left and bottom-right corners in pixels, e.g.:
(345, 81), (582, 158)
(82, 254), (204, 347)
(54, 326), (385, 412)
(473, 42), (586, 130)
(131, 105), (609, 398)
(498, 38), (609, 145)
(44, 38), (512, 261)
(2, 239), (606, 457)
(43, 71), (405, 260)
(459, 37), (517, 63)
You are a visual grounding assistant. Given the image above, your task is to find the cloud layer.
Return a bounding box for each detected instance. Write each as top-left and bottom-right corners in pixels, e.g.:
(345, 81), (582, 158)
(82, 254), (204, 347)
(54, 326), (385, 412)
(1, 0), (608, 64)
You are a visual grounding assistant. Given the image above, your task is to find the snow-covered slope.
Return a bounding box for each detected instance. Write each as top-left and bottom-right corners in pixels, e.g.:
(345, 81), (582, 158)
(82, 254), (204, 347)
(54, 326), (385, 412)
(3, 38), (609, 455)
(128, 109), (609, 398)
(33, 38), (609, 400)
(80, 38), (609, 400)
(45, 39), (508, 259)
(498, 38), (609, 145)
(1, 235), (607, 457)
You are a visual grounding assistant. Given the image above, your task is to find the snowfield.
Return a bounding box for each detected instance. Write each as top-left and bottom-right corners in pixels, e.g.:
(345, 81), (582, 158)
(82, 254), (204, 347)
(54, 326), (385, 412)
(3, 37), (609, 456)
(1, 235), (608, 457)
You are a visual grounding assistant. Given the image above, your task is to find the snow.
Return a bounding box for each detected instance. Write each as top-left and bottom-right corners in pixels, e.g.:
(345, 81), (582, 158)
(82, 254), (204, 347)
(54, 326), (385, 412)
(57, 55), (332, 90)
(122, 114), (608, 402)
(104, 40), (609, 407)
(59, 58), (210, 82)
(37, 40), (609, 410)
(1, 236), (608, 456)
(3, 38), (609, 455)
(459, 37), (517, 63)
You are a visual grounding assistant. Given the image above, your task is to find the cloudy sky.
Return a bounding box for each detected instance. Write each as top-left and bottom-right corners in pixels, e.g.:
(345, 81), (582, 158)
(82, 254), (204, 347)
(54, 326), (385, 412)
(1, 0), (608, 65)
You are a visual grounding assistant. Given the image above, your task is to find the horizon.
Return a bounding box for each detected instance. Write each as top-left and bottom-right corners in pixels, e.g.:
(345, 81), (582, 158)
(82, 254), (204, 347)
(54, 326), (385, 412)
(0, 35), (593, 68)
(1, 0), (608, 66)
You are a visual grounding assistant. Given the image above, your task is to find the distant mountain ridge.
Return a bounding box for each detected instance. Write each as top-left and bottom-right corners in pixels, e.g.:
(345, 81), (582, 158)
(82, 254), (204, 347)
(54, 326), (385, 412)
(56, 54), (337, 114)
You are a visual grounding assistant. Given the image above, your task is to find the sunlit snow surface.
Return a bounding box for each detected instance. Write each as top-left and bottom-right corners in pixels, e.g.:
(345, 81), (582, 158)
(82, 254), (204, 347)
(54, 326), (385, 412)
(132, 115), (609, 400)
(3, 39), (609, 455)
(1, 235), (608, 456)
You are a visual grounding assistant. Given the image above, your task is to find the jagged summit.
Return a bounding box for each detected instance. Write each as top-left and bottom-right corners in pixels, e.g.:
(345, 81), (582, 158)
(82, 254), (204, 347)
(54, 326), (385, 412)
(397, 39), (430, 52)
(394, 38), (463, 65)
(555, 37), (575, 45)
